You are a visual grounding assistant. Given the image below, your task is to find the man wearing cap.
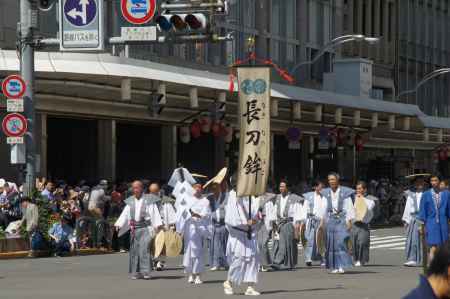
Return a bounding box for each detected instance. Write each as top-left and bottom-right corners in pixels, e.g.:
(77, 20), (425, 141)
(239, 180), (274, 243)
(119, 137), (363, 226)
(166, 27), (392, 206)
(271, 180), (304, 270)
(115, 180), (163, 280)
(403, 177), (426, 267)
(418, 175), (450, 263)
(177, 184), (211, 284)
(48, 213), (75, 257)
(205, 168), (229, 271)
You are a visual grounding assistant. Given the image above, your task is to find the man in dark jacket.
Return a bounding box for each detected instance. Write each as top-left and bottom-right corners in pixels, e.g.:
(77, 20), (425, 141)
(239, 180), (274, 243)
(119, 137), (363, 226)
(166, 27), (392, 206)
(404, 248), (450, 299)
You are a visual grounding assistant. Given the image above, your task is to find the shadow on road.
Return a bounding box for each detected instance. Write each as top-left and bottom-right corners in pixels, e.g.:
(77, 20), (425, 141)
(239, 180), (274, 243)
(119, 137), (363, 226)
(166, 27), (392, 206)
(263, 286), (345, 295)
(364, 264), (398, 268)
(202, 280), (226, 284)
(152, 275), (184, 280)
(344, 270), (377, 274)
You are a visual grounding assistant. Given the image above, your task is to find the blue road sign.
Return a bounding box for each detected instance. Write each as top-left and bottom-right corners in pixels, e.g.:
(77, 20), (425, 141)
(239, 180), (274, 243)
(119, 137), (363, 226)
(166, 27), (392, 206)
(64, 0), (97, 27)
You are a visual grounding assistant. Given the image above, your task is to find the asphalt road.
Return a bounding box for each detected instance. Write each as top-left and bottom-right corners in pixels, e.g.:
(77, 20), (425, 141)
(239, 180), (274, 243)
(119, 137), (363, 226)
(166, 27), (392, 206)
(0, 227), (421, 299)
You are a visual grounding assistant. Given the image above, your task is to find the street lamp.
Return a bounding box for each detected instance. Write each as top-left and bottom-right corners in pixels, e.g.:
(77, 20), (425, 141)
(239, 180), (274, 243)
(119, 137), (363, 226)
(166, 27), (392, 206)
(289, 34), (381, 76)
(398, 68), (450, 101)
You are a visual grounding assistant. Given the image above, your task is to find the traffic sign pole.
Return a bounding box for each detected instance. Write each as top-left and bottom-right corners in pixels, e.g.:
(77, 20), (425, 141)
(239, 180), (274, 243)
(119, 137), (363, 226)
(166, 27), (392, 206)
(19, 0), (36, 196)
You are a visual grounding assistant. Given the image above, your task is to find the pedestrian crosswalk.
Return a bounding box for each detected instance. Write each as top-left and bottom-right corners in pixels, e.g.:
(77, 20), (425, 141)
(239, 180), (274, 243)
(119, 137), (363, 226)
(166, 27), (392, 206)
(370, 233), (406, 251)
(267, 230), (406, 251)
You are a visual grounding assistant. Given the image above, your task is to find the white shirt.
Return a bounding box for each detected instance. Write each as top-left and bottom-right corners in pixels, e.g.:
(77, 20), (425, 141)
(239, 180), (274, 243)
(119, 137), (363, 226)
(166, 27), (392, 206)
(312, 192), (327, 219)
(280, 194), (289, 215)
(402, 192), (422, 224)
(114, 197), (163, 236)
(325, 188), (355, 222)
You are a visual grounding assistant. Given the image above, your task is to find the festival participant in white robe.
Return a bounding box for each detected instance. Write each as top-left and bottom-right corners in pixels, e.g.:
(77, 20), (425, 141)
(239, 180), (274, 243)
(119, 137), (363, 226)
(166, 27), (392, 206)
(271, 181), (304, 270)
(302, 180), (327, 267)
(149, 183), (177, 271)
(114, 181), (163, 280)
(402, 177), (425, 267)
(351, 181), (376, 267)
(321, 173), (355, 274)
(177, 184), (211, 284)
(223, 186), (263, 296)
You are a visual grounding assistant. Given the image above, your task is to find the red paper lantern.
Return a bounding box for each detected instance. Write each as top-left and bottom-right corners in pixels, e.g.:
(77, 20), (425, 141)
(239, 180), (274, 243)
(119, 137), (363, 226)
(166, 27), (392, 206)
(211, 121), (221, 137)
(190, 120), (201, 138)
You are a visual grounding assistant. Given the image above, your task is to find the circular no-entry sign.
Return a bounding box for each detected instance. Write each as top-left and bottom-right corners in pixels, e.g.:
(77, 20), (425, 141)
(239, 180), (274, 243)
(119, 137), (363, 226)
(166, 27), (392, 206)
(2, 75), (26, 99)
(2, 113), (27, 137)
(121, 0), (156, 25)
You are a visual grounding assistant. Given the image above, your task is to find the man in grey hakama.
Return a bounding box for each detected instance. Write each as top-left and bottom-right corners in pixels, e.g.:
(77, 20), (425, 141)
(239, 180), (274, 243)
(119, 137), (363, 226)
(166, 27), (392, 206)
(322, 173), (355, 274)
(115, 181), (163, 279)
(402, 177), (425, 267)
(271, 182), (303, 270)
(257, 193), (276, 271)
(351, 181), (376, 267)
(207, 185), (229, 271)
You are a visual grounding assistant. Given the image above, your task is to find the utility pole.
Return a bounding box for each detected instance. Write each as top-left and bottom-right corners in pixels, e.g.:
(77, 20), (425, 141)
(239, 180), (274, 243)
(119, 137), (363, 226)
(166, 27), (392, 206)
(19, 0), (37, 196)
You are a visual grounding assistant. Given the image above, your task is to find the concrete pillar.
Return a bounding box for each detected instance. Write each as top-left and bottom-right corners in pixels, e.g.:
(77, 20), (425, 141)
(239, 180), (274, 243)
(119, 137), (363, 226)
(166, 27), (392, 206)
(97, 119), (116, 182)
(161, 125), (177, 179)
(40, 113), (47, 177)
(309, 135), (314, 179)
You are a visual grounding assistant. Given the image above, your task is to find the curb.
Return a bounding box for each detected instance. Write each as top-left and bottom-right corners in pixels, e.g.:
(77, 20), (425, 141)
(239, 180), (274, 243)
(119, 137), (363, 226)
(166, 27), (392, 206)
(0, 248), (114, 260)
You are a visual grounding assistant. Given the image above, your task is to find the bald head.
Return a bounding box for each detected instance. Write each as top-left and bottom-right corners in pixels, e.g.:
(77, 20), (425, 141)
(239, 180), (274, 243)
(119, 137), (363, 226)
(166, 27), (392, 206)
(149, 183), (160, 195)
(132, 181), (144, 198)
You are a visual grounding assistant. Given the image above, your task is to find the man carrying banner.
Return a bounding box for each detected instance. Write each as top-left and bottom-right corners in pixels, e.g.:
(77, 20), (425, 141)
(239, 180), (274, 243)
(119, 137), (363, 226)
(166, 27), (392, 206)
(223, 176), (263, 296)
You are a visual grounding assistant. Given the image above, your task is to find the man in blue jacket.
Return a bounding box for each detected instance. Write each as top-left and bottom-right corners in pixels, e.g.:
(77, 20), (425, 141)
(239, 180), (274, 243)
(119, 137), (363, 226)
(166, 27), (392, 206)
(418, 175), (450, 262)
(403, 248), (450, 299)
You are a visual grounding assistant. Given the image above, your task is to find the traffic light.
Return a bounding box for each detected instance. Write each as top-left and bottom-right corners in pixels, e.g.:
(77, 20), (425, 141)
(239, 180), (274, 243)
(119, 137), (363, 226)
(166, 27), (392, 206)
(37, 0), (56, 11)
(155, 13), (207, 32)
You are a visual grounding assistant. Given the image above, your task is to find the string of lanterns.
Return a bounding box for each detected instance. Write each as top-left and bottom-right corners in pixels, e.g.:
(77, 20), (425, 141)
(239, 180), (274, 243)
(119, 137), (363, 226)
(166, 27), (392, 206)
(179, 114), (234, 144)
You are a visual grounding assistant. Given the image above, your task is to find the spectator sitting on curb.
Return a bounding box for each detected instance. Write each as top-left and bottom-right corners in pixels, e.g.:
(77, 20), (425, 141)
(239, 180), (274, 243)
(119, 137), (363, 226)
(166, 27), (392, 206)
(48, 213), (75, 257)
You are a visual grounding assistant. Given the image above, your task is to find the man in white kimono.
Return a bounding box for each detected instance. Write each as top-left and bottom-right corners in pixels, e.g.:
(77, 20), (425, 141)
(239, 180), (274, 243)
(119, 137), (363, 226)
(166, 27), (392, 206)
(149, 183), (177, 271)
(321, 173), (355, 274)
(302, 180), (327, 267)
(351, 181), (376, 267)
(271, 181), (303, 270)
(114, 181), (163, 280)
(177, 184), (211, 284)
(223, 185), (263, 296)
(402, 177), (425, 267)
